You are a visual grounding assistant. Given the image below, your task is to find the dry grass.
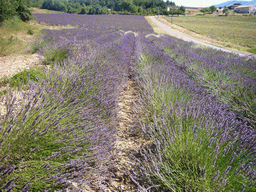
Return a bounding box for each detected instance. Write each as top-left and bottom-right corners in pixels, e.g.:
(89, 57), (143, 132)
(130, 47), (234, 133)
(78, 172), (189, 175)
(185, 8), (201, 15)
(29, 7), (59, 14)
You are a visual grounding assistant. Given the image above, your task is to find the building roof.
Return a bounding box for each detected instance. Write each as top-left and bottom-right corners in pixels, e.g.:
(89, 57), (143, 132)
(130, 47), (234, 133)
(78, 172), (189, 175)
(235, 4), (255, 9)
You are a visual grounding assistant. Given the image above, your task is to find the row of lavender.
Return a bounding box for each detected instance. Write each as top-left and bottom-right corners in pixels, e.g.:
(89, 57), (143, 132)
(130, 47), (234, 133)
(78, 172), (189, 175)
(34, 13), (153, 33)
(151, 34), (256, 127)
(131, 33), (256, 191)
(0, 14), (146, 191)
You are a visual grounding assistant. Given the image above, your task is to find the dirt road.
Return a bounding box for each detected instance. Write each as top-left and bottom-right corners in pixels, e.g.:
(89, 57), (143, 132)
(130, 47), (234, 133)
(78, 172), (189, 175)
(149, 16), (254, 58)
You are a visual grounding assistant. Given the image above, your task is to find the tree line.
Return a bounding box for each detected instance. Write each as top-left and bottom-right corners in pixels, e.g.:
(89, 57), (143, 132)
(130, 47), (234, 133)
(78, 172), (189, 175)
(0, 0), (185, 23)
(25, 0), (184, 15)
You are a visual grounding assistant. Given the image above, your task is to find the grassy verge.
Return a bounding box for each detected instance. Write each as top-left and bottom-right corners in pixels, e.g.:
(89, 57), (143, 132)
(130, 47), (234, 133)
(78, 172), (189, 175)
(0, 16), (76, 56)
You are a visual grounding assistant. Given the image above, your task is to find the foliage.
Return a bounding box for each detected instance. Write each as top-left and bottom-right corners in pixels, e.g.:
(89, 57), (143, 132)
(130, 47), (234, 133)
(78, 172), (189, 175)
(0, 0), (18, 22)
(43, 47), (69, 65)
(0, 0), (31, 23)
(248, 47), (256, 54)
(200, 7), (210, 14)
(210, 5), (217, 13)
(0, 68), (45, 88)
(25, 0), (175, 15)
(223, 8), (229, 16)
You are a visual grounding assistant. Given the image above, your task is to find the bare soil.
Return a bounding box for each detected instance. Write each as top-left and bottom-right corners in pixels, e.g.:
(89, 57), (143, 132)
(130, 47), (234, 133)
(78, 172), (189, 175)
(0, 53), (42, 79)
(108, 76), (149, 191)
(0, 53), (42, 117)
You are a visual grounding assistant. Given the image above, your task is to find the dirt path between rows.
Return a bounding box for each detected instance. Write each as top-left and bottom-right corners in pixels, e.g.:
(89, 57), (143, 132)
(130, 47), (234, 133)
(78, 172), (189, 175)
(149, 16), (255, 58)
(108, 76), (142, 191)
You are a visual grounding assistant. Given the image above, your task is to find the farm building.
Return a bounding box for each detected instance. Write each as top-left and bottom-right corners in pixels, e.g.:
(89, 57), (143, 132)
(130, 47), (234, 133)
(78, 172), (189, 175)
(234, 4), (256, 14)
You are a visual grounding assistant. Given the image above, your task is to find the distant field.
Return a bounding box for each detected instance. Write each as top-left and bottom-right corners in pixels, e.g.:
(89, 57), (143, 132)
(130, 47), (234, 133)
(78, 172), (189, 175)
(163, 15), (256, 50)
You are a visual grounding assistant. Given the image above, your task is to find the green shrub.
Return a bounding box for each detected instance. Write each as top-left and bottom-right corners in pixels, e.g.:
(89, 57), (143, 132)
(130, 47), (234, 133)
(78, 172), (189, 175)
(0, 0), (31, 23)
(16, 2), (32, 22)
(27, 29), (34, 35)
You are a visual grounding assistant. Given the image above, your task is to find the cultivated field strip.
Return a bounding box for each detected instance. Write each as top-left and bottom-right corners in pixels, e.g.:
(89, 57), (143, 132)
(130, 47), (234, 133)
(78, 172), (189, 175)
(1, 14), (256, 191)
(162, 15), (256, 49)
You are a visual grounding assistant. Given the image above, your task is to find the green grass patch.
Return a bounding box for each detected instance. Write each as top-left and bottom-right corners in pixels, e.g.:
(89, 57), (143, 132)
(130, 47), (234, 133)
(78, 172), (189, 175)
(0, 67), (45, 88)
(248, 47), (256, 54)
(43, 48), (69, 65)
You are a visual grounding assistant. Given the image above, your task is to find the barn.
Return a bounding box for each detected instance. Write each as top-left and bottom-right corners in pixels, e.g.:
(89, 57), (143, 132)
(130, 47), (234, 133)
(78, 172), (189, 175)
(234, 4), (256, 14)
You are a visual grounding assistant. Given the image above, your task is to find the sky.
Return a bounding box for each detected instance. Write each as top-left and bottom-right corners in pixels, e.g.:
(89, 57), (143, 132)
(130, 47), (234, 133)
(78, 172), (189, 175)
(172, 0), (248, 7)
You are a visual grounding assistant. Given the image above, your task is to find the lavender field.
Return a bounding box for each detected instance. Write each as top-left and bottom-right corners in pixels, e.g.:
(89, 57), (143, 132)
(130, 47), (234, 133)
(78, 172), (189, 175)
(1, 13), (256, 191)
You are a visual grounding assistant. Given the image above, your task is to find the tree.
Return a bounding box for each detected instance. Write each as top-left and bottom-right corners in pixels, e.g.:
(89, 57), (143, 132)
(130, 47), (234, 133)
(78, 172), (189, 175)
(42, 0), (53, 9)
(223, 7), (229, 16)
(166, 0), (175, 6)
(200, 8), (210, 15)
(210, 5), (216, 13)
(179, 5), (185, 14)
(16, 0), (32, 21)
